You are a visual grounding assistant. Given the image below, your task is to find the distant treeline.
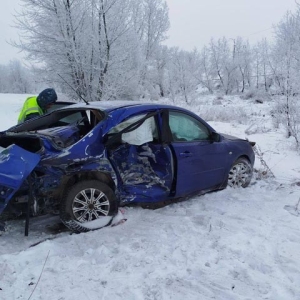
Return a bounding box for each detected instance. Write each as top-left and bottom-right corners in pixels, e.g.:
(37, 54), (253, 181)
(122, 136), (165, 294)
(1, 1), (300, 103)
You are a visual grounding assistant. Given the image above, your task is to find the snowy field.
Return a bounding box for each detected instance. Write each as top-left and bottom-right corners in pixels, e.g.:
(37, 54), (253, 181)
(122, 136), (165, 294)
(0, 93), (300, 300)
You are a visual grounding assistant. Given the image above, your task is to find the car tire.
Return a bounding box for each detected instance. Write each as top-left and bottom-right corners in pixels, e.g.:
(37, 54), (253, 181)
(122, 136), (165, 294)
(60, 180), (118, 233)
(227, 158), (253, 188)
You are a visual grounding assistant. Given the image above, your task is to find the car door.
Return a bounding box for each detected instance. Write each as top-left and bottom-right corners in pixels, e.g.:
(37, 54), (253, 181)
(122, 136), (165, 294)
(167, 110), (228, 197)
(105, 111), (174, 204)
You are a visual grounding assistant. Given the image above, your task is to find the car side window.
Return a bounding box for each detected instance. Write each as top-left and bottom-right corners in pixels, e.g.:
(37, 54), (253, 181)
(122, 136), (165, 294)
(58, 111), (85, 124)
(108, 114), (158, 146)
(169, 111), (210, 142)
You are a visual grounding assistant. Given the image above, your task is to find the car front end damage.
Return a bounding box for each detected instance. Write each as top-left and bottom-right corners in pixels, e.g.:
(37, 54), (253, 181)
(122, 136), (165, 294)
(0, 143), (41, 215)
(0, 127), (118, 226)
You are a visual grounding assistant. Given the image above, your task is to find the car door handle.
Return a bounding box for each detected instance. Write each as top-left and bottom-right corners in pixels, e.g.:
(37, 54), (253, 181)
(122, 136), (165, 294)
(179, 151), (192, 157)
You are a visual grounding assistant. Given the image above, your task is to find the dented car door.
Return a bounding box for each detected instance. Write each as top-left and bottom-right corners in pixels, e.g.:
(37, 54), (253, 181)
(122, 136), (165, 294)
(105, 111), (174, 205)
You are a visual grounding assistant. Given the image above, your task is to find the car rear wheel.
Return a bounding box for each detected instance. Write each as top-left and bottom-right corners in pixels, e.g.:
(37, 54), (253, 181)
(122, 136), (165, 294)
(60, 180), (118, 233)
(228, 158), (253, 188)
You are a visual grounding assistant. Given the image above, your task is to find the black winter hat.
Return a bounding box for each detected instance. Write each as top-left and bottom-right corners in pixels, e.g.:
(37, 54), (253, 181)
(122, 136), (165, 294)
(37, 88), (57, 109)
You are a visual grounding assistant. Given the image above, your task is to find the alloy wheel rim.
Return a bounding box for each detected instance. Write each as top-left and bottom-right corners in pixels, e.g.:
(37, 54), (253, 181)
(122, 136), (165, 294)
(72, 188), (110, 222)
(228, 162), (251, 187)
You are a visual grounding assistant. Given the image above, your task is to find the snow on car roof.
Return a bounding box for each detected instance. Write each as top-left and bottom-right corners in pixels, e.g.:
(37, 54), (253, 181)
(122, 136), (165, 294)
(59, 100), (154, 111)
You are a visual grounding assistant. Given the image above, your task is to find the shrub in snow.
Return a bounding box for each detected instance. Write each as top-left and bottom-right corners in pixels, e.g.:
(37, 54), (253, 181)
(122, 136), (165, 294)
(272, 96), (300, 150)
(245, 123), (271, 135)
(201, 105), (248, 124)
(241, 89), (271, 102)
(253, 144), (275, 180)
(241, 90), (256, 100)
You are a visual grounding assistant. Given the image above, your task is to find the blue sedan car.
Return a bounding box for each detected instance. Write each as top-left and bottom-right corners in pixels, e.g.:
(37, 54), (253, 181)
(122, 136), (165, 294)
(0, 101), (255, 232)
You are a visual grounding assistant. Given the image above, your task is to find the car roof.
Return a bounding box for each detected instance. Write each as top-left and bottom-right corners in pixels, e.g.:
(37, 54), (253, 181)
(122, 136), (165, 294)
(56, 100), (204, 120)
(58, 100), (154, 111)
(57, 100), (195, 113)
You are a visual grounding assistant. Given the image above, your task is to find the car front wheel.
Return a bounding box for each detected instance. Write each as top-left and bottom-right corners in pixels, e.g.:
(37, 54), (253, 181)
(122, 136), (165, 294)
(228, 158), (253, 188)
(60, 180), (118, 233)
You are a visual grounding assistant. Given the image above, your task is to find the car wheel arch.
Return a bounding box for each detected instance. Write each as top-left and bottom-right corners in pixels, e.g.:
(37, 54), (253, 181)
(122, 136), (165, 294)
(59, 171), (116, 201)
(236, 154), (251, 164)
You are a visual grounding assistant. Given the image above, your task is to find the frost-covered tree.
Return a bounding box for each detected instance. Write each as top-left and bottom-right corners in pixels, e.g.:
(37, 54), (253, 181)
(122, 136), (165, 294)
(272, 10), (300, 146)
(233, 37), (252, 93)
(209, 38), (237, 95)
(166, 48), (200, 103)
(0, 65), (9, 93)
(132, 0), (169, 98)
(252, 39), (278, 93)
(0, 60), (33, 93)
(198, 46), (214, 94)
(13, 0), (169, 101)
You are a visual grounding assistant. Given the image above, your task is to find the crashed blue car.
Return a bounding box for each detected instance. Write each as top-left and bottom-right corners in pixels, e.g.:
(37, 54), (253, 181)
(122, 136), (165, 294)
(0, 101), (255, 232)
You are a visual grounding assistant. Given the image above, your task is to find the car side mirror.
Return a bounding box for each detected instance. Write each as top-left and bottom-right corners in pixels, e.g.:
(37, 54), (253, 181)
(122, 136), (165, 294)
(210, 132), (220, 142)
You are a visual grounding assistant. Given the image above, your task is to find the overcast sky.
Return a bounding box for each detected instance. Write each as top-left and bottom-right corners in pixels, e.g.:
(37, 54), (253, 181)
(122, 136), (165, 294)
(0, 0), (298, 64)
(164, 0), (298, 50)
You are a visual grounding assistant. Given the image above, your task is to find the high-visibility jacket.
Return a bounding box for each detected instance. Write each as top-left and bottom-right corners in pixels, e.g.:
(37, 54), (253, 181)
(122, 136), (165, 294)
(17, 96), (44, 124)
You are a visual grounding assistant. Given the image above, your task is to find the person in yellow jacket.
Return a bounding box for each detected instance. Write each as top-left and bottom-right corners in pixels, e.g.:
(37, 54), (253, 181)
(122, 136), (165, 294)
(18, 88), (58, 124)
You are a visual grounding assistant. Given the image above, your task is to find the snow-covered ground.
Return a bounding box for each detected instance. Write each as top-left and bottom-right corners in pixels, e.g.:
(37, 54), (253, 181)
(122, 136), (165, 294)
(0, 93), (300, 300)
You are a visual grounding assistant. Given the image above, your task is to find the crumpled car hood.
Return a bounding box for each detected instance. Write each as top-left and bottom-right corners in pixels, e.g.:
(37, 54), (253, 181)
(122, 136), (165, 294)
(0, 145), (40, 214)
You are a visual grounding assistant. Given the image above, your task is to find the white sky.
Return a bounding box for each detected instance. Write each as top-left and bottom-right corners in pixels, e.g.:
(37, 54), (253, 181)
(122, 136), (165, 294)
(0, 0), (298, 64)
(0, 0), (23, 64)
(164, 0), (298, 50)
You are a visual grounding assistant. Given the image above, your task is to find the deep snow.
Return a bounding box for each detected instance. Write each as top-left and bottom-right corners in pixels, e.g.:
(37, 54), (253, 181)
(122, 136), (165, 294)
(0, 93), (300, 300)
